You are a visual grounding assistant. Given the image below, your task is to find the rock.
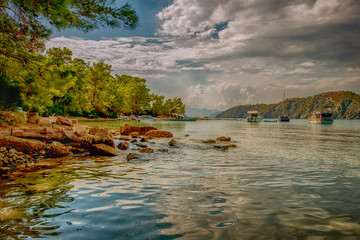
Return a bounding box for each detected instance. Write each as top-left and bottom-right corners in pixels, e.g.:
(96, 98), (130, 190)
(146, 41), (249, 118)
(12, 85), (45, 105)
(140, 137), (147, 142)
(145, 130), (173, 138)
(89, 144), (125, 156)
(0, 111), (26, 126)
(226, 144), (237, 148)
(9, 149), (17, 154)
(130, 139), (138, 143)
(214, 145), (229, 150)
(118, 142), (129, 150)
(72, 124), (90, 134)
(120, 123), (157, 135)
(71, 119), (78, 125)
(0, 135), (45, 154)
(169, 139), (177, 147)
(133, 142), (148, 148)
(127, 153), (140, 161)
(139, 148), (154, 153)
(130, 132), (140, 138)
(216, 136), (231, 141)
(89, 126), (111, 136)
(119, 136), (130, 141)
(26, 112), (39, 124)
(38, 117), (56, 126)
(202, 139), (216, 143)
(184, 134), (190, 137)
(45, 141), (69, 157)
(0, 146), (6, 152)
(93, 134), (115, 148)
(56, 116), (73, 126)
(157, 148), (169, 153)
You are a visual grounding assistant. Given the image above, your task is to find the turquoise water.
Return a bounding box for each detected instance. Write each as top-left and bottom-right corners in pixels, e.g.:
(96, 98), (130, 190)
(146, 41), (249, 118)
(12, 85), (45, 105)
(0, 120), (359, 239)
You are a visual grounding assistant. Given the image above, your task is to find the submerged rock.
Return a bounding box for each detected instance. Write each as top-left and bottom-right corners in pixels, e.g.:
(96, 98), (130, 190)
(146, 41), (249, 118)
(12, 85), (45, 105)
(169, 139), (177, 147)
(139, 148), (154, 153)
(127, 153), (140, 161)
(157, 148), (169, 153)
(214, 145), (229, 150)
(216, 136), (231, 141)
(202, 139), (216, 144)
(118, 142), (130, 150)
(89, 144), (125, 156)
(145, 130), (173, 138)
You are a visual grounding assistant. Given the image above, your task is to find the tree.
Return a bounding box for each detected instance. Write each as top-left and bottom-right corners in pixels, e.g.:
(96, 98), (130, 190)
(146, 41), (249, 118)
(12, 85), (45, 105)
(0, 0), (138, 61)
(84, 62), (113, 117)
(116, 75), (150, 115)
(150, 93), (165, 116)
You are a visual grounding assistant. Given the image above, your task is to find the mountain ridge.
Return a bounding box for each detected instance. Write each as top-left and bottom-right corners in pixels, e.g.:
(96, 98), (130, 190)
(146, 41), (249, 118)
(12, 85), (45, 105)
(215, 91), (360, 119)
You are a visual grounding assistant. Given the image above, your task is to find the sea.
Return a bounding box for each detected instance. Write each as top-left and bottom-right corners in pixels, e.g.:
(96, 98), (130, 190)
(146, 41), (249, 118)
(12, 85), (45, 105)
(0, 119), (359, 239)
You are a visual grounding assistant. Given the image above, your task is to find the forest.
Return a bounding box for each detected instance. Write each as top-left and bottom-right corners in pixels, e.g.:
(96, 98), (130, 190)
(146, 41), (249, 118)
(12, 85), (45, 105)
(0, 0), (185, 118)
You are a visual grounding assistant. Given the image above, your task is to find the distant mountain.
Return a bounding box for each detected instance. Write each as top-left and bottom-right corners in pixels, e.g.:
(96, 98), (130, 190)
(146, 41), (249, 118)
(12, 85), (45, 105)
(215, 91), (360, 119)
(185, 106), (221, 118)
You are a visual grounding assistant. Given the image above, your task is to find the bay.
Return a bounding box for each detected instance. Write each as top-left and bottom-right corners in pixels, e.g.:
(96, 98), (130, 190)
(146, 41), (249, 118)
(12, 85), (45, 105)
(0, 120), (359, 239)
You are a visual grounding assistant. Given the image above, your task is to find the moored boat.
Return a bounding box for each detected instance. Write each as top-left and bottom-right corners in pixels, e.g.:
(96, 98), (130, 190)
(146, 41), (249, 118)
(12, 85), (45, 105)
(309, 109), (333, 124)
(264, 119), (277, 122)
(278, 113), (290, 122)
(247, 111), (262, 123)
(169, 113), (197, 121)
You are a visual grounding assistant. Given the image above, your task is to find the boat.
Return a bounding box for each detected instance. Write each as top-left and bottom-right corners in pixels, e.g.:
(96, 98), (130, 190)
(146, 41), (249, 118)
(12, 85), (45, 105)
(278, 113), (290, 122)
(247, 111), (262, 123)
(309, 109), (333, 124)
(264, 119), (277, 122)
(169, 113), (197, 121)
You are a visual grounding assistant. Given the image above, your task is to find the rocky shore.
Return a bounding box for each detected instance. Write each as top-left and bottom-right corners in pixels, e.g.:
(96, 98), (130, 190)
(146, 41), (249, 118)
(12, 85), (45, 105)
(0, 113), (174, 174)
(0, 112), (237, 175)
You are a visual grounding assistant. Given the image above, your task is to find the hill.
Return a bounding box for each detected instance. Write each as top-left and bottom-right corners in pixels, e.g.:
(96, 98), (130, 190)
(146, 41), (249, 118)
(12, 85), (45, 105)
(185, 106), (220, 118)
(215, 91), (360, 119)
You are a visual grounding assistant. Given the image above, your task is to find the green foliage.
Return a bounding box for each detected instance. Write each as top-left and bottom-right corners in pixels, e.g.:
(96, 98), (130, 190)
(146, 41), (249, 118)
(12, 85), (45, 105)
(0, 0), (138, 58)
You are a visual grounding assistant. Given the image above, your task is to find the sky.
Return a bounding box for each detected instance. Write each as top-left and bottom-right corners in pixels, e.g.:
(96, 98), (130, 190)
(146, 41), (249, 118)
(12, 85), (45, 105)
(47, 0), (360, 111)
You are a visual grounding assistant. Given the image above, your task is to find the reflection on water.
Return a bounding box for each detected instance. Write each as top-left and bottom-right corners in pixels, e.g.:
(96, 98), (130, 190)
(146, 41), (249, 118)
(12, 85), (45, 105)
(1, 120), (360, 239)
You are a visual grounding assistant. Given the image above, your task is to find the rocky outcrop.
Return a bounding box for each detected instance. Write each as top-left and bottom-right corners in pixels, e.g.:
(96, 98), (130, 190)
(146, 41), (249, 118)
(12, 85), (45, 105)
(145, 130), (173, 138)
(0, 135), (45, 154)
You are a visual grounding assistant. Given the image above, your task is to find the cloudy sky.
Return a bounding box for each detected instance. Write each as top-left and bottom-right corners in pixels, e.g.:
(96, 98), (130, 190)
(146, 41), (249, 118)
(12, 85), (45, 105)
(47, 0), (360, 111)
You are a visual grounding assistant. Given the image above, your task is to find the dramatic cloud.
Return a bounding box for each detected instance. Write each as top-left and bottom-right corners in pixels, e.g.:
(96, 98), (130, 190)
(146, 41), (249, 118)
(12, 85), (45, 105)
(48, 0), (360, 110)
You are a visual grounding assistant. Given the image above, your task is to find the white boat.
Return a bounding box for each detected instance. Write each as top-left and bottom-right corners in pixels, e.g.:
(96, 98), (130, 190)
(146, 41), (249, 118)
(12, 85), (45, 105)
(309, 109), (333, 124)
(247, 111), (263, 123)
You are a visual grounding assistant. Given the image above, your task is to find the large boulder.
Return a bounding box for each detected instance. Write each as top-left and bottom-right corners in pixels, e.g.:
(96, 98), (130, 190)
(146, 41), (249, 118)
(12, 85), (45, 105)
(120, 123), (157, 135)
(0, 135), (45, 154)
(145, 130), (173, 138)
(56, 116), (73, 126)
(38, 117), (56, 126)
(72, 124), (91, 135)
(89, 144), (125, 156)
(118, 142), (129, 150)
(11, 126), (68, 142)
(45, 141), (70, 157)
(89, 126), (111, 136)
(26, 112), (39, 124)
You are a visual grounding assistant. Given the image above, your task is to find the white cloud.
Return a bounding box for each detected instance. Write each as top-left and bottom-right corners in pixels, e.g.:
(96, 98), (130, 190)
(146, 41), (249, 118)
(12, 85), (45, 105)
(47, 0), (360, 110)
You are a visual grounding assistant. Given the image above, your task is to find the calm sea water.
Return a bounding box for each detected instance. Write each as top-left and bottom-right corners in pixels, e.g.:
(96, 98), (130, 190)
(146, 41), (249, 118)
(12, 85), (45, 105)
(1, 120), (359, 239)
